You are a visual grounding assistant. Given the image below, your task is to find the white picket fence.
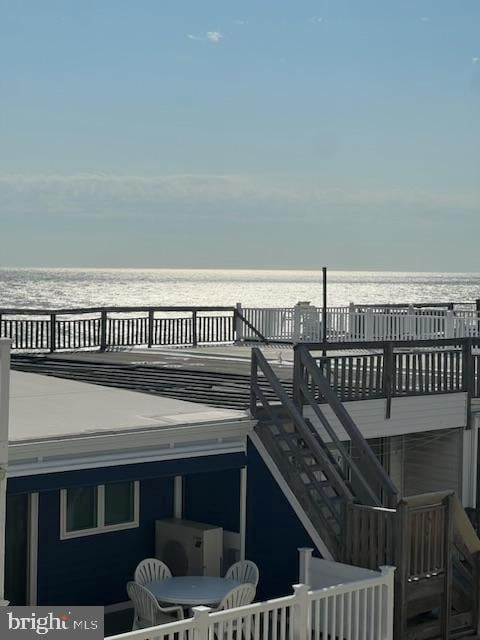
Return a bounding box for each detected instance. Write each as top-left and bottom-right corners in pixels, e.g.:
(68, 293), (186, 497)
(109, 563), (395, 640)
(239, 304), (480, 343)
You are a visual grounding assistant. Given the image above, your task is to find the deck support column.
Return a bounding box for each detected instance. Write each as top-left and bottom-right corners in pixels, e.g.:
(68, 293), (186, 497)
(0, 339), (11, 607)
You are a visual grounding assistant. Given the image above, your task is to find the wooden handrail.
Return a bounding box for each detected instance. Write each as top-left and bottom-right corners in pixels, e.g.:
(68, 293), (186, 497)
(250, 348), (355, 502)
(0, 305), (237, 315)
(297, 345), (399, 505)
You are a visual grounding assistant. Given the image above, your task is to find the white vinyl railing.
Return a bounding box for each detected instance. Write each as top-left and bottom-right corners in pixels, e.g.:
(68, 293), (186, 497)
(240, 304), (480, 343)
(108, 568), (395, 640)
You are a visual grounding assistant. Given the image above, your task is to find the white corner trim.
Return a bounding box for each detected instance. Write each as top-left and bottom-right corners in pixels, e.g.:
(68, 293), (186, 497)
(60, 481), (140, 540)
(462, 420), (478, 509)
(173, 476), (183, 519)
(28, 493), (39, 606)
(249, 432), (333, 560)
(240, 467), (247, 561)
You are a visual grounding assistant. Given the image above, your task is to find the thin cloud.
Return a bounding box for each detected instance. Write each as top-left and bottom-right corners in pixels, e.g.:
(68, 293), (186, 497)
(206, 31), (223, 43)
(0, 174), (479, 222)
(187, 31), (223, 44)
(473, 57), (479, 64)
(420, 16), (430, 22)
(233, 19), (246, 26)
(310, 16), (323, 24)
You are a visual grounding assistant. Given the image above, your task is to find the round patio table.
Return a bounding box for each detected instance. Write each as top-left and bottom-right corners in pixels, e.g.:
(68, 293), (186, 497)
(145, 576), (241, 607)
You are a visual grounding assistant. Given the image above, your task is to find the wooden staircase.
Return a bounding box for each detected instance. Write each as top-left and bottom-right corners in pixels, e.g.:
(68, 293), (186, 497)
(250, 346), (480, 640)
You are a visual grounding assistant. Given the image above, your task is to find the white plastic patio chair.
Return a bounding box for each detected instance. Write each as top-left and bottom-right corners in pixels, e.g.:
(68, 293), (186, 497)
(134, 558), (172, 586)
(224, 561), (259, 587)
(127, 581), (184, 630)
(213, 584), (256, 611)
(210, 585), (256, 640)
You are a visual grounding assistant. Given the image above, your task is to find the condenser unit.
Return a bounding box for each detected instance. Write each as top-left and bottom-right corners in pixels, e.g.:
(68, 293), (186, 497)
(155, 518), (223, 577)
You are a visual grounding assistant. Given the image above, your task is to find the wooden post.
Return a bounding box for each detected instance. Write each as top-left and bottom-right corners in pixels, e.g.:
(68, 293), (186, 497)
(192, 310), (198, 347)
(293, 346), (304, 410)
(463, 338), (473, 428)
(250, 350), (258, 417)
(383, 343), (393, 419)
(147, 309), (154, 348)
(49, 313), (56, 353)
(235, 302), (244, 344)
(100, 310), (107, 352)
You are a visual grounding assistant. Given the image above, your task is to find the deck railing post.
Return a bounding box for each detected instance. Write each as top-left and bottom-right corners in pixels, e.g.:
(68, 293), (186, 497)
(383, 343), (393, 419)
(293, 346), (304, 409)
(365, 307), (374, 340)
(293, 304), (301, 343)
(408, 305), (415, 339)
(298, 547), (313, 584)
(147, 309), (154, 348)
(192, 310), (198, 346)
(250, 350), (258, 417)
(446, 310), (454, 339)
(292, 584), (310, 640)
(234, 303), (244, 344)
(49, 313), (56, 353)
(100, 310), (107, 352)
(348, 302), (356, 340)
(192, 606), (212, 640)
(379, 566), (396, 640)
(463, 338), (473, 427)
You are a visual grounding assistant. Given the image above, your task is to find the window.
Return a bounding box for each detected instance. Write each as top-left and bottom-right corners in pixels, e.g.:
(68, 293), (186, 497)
(60, 481), (139, 539)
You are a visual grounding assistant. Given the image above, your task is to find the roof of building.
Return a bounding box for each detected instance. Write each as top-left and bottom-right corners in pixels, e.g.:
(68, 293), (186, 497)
(7, 369), (254, 477)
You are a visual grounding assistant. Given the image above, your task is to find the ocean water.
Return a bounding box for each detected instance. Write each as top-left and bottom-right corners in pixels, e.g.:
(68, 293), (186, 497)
(1, 268), (480, 309)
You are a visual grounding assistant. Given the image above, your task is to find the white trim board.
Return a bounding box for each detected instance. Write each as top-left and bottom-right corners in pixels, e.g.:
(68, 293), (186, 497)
(248, 432), (333, 561)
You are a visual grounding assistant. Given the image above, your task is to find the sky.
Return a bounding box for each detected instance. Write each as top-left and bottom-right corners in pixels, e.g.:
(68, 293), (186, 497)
(1, 0), (479, 270)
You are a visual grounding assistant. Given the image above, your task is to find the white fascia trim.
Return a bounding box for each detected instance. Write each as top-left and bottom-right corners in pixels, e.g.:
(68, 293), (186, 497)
(8, 419), (254, 476)
(249, 431), (333, 561)
(7, 441), (248, 478)
(9, 419), (254, 461)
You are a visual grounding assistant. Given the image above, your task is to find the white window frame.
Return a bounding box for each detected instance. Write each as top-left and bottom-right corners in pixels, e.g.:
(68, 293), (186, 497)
(60, 481), (140, 540)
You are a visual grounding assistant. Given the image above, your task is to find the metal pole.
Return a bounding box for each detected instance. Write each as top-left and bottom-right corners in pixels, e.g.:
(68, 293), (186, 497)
(322, 267), (327, 357)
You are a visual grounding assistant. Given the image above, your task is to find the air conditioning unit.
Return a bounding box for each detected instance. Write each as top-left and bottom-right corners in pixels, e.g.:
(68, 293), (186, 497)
(155, 518), (223, 577)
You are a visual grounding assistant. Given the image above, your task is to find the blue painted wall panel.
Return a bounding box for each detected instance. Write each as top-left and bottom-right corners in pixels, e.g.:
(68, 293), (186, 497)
(184, 468), (240, 532)
(8, 453), (247, 495)
(246, 440), (318, 600)
(36, 476), (174, 606)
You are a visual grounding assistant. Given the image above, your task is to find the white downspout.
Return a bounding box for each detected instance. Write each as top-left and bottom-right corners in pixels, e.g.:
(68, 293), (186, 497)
(0, 339), (11, 607)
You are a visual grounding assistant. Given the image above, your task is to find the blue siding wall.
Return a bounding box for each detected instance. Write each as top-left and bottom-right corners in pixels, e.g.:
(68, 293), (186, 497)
(8, 454), (246, 495)
(31, 454), (246, 607)
(184, 469), (240, 532)
(37, 477), (174, 606)
(246, 440), (318, 600)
